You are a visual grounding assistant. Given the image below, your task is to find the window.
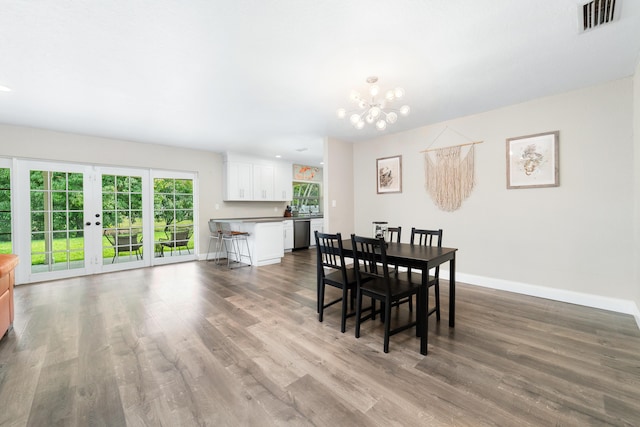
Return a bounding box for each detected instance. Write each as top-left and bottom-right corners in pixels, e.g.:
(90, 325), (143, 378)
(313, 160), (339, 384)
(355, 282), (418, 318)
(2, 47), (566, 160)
(292, 181), (321, 215)
(0, 166), (11, 254)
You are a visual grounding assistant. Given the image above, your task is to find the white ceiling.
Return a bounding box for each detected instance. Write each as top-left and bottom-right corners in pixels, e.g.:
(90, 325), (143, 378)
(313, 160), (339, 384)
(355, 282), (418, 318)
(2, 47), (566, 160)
(1, 1), (639, 165)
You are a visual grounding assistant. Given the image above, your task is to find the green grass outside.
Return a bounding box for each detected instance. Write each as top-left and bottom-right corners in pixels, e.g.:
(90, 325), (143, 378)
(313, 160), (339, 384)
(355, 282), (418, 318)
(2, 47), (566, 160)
(0, 227), (195, 264)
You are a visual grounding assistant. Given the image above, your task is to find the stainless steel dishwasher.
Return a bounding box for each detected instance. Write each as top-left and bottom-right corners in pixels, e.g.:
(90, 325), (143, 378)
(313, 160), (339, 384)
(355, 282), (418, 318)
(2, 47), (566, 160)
(293, 219), (310, 250)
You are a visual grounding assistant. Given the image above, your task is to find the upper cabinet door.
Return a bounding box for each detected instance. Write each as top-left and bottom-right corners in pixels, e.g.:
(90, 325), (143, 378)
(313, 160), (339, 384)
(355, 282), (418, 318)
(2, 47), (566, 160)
(253, 164), (274, 200)
(274, 162), (293, 201)
(223, 161), (253, 201)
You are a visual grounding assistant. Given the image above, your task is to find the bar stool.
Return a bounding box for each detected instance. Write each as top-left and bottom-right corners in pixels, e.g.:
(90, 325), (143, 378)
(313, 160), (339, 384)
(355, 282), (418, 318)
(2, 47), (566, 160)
(206, 220), (222, 262)
(220, 222), (252, 268)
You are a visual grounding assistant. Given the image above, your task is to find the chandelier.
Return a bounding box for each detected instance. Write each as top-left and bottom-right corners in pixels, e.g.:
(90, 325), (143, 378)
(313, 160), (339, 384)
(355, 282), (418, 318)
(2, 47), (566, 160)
(336, 76), (410, 131)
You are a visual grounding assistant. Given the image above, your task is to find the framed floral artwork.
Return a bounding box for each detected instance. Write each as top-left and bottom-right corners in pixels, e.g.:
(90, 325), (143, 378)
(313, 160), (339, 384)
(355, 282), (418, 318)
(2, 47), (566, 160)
(506, 131), (559, 189)
(376, 155), (402, 194)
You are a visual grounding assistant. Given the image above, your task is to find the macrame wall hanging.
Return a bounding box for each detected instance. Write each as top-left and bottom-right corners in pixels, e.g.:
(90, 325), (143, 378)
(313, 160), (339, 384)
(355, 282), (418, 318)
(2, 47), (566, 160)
(421, 127), (483, 212)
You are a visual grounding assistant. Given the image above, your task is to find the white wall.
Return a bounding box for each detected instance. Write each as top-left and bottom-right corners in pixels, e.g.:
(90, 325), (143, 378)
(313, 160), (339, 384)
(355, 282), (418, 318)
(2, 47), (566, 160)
(0, 124), (288, 255)
(352, 78), (636, 313)
(634, 59), (640, 323)
(324, 137), (354, 236)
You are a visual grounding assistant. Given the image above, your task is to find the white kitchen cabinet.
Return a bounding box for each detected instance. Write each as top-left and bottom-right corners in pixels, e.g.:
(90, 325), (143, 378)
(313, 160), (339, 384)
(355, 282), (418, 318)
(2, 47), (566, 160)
(309, 218), (324, 247)
(253, 164), (275, 200)
(226, 220), (284, 266)
(223, 153), (291, 202)
(223, 161), (253, 201)
(283, 220), (294, 251)
(274, 162), (293, 201)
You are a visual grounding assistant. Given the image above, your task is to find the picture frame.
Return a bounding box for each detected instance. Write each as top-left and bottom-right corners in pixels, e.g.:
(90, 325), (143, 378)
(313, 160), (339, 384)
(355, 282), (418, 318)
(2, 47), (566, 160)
(376, 155), (402, 194)
(506, 131), (559, 189)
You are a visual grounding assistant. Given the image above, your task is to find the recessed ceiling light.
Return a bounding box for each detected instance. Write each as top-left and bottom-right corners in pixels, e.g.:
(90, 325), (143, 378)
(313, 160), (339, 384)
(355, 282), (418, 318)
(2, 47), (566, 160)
(0, 85), (11, 92)
(320, 162), (324, 165)
(275, 155), (281, 158)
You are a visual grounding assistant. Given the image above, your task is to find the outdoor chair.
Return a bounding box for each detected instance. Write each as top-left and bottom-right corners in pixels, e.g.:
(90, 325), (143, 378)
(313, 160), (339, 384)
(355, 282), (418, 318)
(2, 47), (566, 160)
(159, 226), (193, 256)
(103, 229), (143, 263)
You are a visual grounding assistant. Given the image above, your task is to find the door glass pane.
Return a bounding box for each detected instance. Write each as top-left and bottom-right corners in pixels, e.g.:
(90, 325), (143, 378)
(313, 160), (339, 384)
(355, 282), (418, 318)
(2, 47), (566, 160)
(102, 173), (144, 265)
(30, 170), (85, 273)
(0, 167), (11, 254)
(154, 177), (194, 258)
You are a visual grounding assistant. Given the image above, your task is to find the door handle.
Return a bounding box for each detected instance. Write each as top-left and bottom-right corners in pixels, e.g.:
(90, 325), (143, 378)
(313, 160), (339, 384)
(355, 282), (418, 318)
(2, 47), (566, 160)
(95, 222), (101, 226)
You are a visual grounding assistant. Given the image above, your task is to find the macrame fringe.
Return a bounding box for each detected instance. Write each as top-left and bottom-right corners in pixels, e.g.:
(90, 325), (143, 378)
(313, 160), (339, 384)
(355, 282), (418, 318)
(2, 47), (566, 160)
(425, 145), (475, 211)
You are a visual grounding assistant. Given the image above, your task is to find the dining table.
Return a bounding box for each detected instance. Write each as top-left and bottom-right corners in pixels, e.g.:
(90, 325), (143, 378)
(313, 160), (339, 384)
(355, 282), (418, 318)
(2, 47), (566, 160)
(318, 239), (458, 355)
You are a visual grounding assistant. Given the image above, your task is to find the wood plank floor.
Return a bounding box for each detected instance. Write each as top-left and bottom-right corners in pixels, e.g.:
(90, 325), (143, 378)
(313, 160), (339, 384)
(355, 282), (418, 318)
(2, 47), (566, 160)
(1, 249), (639, 426)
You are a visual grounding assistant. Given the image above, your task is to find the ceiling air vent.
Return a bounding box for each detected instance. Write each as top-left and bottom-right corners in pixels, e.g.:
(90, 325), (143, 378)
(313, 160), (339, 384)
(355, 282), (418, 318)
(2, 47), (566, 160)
(580, 0), (618, 32)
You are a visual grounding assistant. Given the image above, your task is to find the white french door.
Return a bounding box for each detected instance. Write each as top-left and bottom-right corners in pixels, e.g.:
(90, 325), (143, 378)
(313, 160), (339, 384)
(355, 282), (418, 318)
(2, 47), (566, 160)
(15, 161), (151, 283)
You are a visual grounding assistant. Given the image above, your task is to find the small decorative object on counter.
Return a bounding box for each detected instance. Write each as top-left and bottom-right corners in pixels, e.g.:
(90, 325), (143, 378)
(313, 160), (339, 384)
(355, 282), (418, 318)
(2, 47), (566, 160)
(284, 205), (292, 217)
(372, 221), (388, 239)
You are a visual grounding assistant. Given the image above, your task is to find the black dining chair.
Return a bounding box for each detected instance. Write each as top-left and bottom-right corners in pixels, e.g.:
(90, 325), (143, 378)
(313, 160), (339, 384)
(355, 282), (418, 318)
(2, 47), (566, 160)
(351, 234), (421, 353)
(315, 231), (359, 333)
(386, 226), (401, 243)
(402, 228), (443, 321)
(385, 226), (413, 311)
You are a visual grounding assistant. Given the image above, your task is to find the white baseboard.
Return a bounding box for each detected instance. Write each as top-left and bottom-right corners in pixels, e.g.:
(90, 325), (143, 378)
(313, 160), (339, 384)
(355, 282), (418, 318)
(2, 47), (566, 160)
(439, 271), (640, 330)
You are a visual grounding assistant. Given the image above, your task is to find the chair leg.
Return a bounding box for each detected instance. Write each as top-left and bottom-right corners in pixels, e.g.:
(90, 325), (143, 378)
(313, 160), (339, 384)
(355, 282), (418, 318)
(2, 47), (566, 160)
(318, 282), (325, 323)
(355, 288), (363, 338)
(243, 237), (252, 266)
(383, 298), (392, 353)
(214, 237), (224, 264)
(434, 281), (441, 321)
(340, 286), (349, 333)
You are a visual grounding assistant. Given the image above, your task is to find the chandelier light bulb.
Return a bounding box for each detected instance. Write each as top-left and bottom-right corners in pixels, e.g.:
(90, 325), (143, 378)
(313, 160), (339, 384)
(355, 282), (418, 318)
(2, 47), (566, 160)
(337, 76), (409, 131)
(385, 90), (395, 101)
(386, 112), (398, 124)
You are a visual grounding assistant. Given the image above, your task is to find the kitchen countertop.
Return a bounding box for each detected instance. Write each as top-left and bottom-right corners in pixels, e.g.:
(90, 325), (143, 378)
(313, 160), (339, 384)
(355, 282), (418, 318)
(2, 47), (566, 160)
(214, 216), (323, 223)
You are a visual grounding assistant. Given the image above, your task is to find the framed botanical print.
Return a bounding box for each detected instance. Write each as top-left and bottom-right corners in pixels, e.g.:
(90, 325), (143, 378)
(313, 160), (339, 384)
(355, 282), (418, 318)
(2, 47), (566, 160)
(376, 155), (402, 194)
(506, 131), (559, 189)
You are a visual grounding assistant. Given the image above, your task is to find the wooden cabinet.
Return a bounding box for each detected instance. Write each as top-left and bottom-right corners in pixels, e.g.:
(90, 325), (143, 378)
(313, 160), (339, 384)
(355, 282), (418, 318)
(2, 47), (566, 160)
(309, 218), (324, 247)
(223, 153), (292, 202)
(283, 220), (294, 251)
(0, 254), (18, 341)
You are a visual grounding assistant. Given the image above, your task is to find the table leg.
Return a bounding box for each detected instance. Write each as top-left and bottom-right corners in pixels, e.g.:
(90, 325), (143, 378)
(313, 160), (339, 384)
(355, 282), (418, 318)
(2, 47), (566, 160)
(420, 266), (428, 355)
(449, 254), (455, 328)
